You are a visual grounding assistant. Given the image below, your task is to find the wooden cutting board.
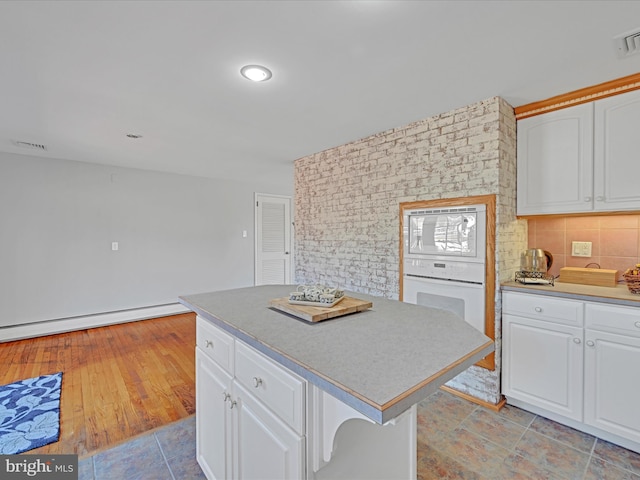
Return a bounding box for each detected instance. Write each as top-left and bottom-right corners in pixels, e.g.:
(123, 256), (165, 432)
(269, 296), (372, 323)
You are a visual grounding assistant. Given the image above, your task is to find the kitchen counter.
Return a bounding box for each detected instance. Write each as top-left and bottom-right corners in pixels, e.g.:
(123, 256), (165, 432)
(501, 279), (640, 456)
(179, 284), (493, 424)
(502, 280), (640, 307)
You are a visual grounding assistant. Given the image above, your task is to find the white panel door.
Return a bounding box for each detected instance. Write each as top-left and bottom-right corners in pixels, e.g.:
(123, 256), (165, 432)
(594, 88), (640, 211)
(234, 383), (304, 480)
(255, 193), (292, 285)
(502, 314), (583, 420)
(516, 102), (594, 215)
(196, 349), (233, 480)
(584, 329), (640, 443)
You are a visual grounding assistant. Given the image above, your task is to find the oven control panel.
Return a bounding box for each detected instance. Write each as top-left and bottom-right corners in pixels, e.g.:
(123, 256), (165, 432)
(404, 258), (485, 284)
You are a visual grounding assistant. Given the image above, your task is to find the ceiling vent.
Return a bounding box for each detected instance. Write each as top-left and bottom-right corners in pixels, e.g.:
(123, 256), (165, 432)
(614, 28), (640, 58)
(12, 140), (47, 151)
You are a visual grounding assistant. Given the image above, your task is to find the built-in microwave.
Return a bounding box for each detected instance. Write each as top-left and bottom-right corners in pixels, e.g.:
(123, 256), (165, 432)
(402, 204), (486, 264)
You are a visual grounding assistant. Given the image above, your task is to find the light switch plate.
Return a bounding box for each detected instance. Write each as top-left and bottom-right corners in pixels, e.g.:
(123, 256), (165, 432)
(571, 241), (592, 257)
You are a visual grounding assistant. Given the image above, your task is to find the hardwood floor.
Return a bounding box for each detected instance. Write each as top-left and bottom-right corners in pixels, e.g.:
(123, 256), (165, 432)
(0, 313), (196, 458)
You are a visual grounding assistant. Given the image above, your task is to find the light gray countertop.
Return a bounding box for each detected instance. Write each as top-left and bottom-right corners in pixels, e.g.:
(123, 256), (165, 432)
(502, 280), (640, 307)
(179, 285), (493, 424)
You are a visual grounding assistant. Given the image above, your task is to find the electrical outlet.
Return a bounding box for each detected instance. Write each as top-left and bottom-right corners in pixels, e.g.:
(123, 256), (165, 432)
(571, 241), (592, 257)
(111, 242), (119, 251)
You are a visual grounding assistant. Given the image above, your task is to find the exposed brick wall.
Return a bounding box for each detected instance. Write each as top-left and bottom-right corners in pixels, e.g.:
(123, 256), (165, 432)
(294, 97), (526, 404)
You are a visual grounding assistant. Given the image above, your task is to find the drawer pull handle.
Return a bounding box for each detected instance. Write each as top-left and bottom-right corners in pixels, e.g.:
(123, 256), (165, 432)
(229, 400), (237, 410)
(635, 322), (640, 329)
(534, 307), (543, 313)
(573, 338), (581, 344)
(205, 340), (214, 349)
(586, 340), (595, 347)
(253, 377), (263, 388)
(223, 392), (231, 402)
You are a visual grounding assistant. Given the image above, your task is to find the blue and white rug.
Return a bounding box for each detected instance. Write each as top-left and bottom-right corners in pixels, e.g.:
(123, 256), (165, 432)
(0, 372), (62, 454)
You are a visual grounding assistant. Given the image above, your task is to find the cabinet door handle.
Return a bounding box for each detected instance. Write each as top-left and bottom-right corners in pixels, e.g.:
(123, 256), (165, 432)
(534, 307), (543, 313)
(635, 322), (640, 329)
(596, 196), (605, 202)
(586, 340), (595, 347)
(223, 392), (231, 403)
(584, 196), (592, 202)
(205, 340), (214, 349)
(573, 338), (581, 344)
(229, 400), (237, 410)
(253, 377), (263, 388)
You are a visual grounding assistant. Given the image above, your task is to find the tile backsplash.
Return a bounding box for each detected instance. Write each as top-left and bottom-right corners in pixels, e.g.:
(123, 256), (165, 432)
(527, 215), (640, 278)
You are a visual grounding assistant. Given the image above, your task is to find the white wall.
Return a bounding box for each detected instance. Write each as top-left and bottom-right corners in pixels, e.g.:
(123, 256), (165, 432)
(0, 152), (292, 328)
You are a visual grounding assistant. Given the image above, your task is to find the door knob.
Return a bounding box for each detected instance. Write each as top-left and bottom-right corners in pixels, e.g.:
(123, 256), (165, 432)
(586, 340), (595, 347)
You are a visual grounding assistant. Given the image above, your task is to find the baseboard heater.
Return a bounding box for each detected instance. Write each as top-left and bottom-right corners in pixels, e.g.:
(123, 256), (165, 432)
(0, 303), (192, 343)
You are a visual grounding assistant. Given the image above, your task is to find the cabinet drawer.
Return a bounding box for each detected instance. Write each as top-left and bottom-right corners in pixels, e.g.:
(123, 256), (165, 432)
(196, 316), (234, 374)
(585, 302), (640, 337)
(235, 341), (305, 434)
(503, 292), (583, 326)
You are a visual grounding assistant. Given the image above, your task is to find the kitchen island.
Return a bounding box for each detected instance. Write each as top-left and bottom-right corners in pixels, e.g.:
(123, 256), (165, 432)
(180, 285), (493, 480)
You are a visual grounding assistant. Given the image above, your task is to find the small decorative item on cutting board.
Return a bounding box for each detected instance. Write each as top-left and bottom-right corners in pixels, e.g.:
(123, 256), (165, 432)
(269, 284), (372, 322)
(623, 264), (640, 294)
(288, 284), (345, 307)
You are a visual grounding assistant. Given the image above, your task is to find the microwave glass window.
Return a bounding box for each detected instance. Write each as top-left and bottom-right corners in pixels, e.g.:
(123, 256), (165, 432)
(409, 213), (477, 256)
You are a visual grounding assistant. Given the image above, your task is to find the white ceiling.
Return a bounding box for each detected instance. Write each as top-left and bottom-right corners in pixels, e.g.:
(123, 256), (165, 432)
(1, 1), (640, 185)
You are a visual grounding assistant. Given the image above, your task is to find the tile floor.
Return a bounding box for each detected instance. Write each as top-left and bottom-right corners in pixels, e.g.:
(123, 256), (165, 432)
(417, 390), (640, 480)
(78, 390), (640, 479)
(78, 415), (205, 480)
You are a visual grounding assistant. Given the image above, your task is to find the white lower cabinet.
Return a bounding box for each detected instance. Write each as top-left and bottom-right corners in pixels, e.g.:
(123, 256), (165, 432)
(195, 315), (418, 479)
(234, 382), (304, 480)
(195, 316), (305, 480)
(502, 313), (583, 420)
(584, 303), (640, 444)
(502, 292), (640, 452)
(196, 349), (233, 480)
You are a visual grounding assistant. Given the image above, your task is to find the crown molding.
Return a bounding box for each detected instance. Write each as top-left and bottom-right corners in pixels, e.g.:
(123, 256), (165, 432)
(515, 72), (640, 120)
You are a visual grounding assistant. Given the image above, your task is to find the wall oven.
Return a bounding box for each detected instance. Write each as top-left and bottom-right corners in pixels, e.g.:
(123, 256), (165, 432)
(402, 204), (487, 333)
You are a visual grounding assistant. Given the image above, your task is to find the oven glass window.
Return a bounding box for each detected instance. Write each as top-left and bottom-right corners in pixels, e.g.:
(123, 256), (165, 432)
(409, 212), (477, 256)
(416, 291), (465, 319)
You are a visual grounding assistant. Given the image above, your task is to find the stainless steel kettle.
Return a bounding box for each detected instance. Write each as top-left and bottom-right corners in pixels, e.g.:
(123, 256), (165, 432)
(520, 249), (553, 273)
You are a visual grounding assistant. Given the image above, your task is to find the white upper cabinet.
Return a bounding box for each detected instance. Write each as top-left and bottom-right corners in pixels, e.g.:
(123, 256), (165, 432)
(517, 103), (594, 215)
(517, 89), (640, 215)
(594, 89), (640, 211)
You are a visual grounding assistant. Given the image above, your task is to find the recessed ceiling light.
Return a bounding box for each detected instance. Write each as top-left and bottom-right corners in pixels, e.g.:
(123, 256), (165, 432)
(240, 65), (272, 82)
